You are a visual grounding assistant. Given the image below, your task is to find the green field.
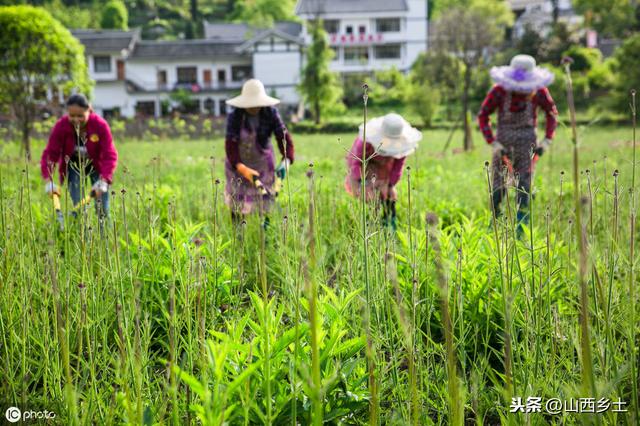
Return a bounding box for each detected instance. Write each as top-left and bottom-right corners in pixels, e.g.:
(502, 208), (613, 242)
(0, 124), (638, 425)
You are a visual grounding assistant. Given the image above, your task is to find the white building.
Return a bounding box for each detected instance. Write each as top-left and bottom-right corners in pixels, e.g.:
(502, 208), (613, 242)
(509, 0), (582, 39)
(73, 24), (304, 118)
(295, 0), (428, 74)
(73, 1), (430, 119)
(72, 29), (138, 118)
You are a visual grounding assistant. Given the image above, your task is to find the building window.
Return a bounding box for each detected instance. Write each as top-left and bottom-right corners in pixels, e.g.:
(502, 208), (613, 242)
(177, 67), (197, 84)
(231, 65), (252, 82)
(204, 98), (215, 115)
(157, 70), (167, 89)
(135, 101), (156, 117)
(323, 20), (339, 34)
(376, 18), (401, 33)
(374, 44), (402, 59)
(219, 99), (227, 115)
(344, 46), (369, 64)
(330, 46), (339, 61)
(102, 108), (120, 120)
(94, 56), (111, 73)
(345, 25), (353, 35)
(217, 69), (227, 85)
(358, 25), (366, 34)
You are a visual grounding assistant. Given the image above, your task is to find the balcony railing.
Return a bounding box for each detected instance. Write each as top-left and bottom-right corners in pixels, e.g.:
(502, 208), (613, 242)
(124, 79), (241, 93)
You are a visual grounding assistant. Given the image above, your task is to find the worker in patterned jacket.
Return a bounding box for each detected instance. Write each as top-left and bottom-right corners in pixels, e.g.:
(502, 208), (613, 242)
(477, 54), (558, 235)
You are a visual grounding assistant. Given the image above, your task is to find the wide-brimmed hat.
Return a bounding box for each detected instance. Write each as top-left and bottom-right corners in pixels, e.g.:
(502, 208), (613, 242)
(226, 79), (280, 108)
(490, 54), (554, 92)
(359, 113), (422, 158)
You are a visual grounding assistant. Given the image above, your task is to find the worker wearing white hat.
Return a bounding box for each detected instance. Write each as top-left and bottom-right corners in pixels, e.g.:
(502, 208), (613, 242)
(224, 79), (295, 224)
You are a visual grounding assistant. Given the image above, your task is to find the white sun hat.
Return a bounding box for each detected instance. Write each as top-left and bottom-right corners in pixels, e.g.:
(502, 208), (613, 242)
(359, 113), (422, 159)
(225, 79), (280, 108)
(490, 54), (554, 92)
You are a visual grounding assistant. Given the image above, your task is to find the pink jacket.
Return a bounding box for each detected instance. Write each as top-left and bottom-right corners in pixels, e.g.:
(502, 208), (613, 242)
(346, 137), (406, 186)
(40, 113), (118, 184)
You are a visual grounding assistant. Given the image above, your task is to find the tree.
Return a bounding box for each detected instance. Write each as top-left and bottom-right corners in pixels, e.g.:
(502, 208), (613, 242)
(406, 79), (441, 128)
(516, 25), (544, 59)
(432, 0), (513, 150)
(298, 19), (343, 124)
(612, 33), (640, 111)
(538, 22), (581, 65)
(372, 67), (410, 107)
(574, 0), (638, 38)
(411, 51), (462, 121)
(100, 0), (128, 30)
(0, 6), (91, 160)
(230, 0), (297, 27)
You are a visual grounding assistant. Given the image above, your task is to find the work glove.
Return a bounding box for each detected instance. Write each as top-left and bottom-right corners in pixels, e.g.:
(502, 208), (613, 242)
(491, 141), (506, 155)
(275, 158), (290, 180)
(45, 180), (60, 196)
(92, 178), (109, 195)
(535, 137), (552, 156)
(236, 162), (260, 182)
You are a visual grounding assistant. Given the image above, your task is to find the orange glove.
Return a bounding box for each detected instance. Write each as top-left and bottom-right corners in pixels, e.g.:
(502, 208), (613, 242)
(236, 162), (259, 182)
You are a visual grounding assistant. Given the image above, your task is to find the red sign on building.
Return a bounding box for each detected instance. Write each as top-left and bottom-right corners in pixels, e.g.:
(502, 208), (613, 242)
(328, 33), (384, 45)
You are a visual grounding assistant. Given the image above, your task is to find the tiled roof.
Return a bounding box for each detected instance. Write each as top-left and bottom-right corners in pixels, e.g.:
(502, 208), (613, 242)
(295, 0), (407, 14)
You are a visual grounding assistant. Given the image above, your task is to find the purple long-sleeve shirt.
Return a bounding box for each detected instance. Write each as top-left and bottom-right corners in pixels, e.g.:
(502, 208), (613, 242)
(225, 106), (294, 168)
(346, 137), (406, 186)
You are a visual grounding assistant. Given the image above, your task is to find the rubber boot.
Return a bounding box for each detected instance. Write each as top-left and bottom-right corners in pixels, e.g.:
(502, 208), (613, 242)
(516, 209), (529, 239)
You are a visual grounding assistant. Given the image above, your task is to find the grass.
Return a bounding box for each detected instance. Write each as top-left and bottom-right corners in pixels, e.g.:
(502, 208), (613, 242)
(0, 121), (638, 425)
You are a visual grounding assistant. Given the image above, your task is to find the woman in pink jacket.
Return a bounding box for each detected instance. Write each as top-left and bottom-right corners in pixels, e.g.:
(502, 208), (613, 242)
(345, 113), (421, 231)
(40, 94), (119, 220)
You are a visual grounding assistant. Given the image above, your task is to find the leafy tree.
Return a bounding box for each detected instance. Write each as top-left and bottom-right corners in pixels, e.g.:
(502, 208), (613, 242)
(432, 0), (513, 150)
(538, 23), (581, 65)
(100, 0), (128, 29)
(611, 34), (640, 111)
(0, 5), (91, 160)
(230, 0), (297, 27)
(372, 67), (410, 107)
(298, 19), (343, 124)
(411, 51), (462, 121)
(574, 0), (639, 38)
(42, 0), (96, 29)
(406, 79), (441, 128)
(562, 46), (601, 72)
(516, 25), (544, 59)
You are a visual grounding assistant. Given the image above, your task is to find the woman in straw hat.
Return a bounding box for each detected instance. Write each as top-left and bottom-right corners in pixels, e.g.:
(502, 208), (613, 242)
(477, 54), (558, 235)
(224, 79), (295, 225)
(345, 113), (422, 231)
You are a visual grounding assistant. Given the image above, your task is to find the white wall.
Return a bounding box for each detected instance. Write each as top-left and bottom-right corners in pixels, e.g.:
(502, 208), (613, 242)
(298, 3), (428, 73)
(88, 53), (119, 82)
(253, 50), (302, 104)
(92, 81), (134, 116)
(126, 58), (251, 91)
(405, 0), (428, 68)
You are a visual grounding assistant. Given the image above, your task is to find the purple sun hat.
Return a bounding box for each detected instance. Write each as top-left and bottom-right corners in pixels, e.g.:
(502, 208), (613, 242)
(490, 54), (554, 92)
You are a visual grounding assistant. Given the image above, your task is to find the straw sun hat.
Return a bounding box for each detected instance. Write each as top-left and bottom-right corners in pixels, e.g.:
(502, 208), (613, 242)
(359, 113), (422, 159)
(490, 54), (554, 92)
(225, 79), (280, 109)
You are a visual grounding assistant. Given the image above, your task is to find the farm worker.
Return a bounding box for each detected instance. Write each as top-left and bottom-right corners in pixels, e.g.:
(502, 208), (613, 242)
(224, 79), (295, 226)
(41, 93), (118, 221)
(344, 113), (422, 231)
(477, 54), (558, 235)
